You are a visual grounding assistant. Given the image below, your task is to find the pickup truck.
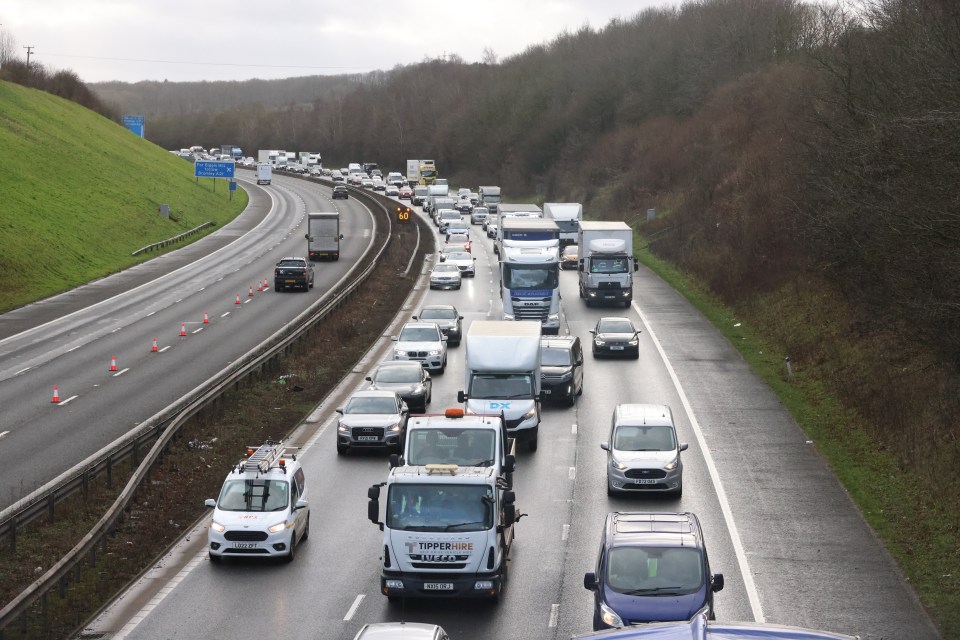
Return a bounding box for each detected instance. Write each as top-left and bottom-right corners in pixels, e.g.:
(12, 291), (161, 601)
(273, 257), (315, 291)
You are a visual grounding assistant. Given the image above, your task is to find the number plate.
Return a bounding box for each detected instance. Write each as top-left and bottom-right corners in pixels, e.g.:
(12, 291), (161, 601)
(542, 389), (551, 394)
(284, 279), (297, 283)
(424, 582), (454, 591)
(357, 435), (379, 442)
(233, 542), (259, 549)
(633, 479), (657, 484)
(610, 346), (625, 350)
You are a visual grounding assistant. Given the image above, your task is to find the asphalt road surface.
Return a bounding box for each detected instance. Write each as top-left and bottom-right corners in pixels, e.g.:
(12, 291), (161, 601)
(81, 197), (938, 640)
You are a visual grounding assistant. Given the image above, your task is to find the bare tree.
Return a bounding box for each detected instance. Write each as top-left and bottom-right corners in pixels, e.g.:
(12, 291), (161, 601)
(0, 26), (17, 65)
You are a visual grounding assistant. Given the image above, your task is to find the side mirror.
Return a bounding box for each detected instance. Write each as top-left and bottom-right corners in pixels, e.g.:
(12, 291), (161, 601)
(335, 407), (344, 414)
(503, 490), (516, 505)
(367, 485), (381, 500)
(457, 390), (467, 403)
(634, 263), (639, 272)
(304, 233), (311, 240)
(204, 499), (216, 508)
(339, 234), (344, 240)
(600, 442), (610, 451)
(367, 499), (382, 529)
(680, 443), (689, 452)
(364, 376), (373, 382)
(583, 572), (598, 591)
(294, 498), (307, 511)
(712, 574), (725, 592)
(388, 453), (401, 468)
(504, 454), (515, 474)
(589, 330), (596, 335)
(391, 336), (398, 341)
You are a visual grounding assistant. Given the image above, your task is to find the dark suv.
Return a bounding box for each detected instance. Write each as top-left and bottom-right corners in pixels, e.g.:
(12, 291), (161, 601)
(332, 185), (349, 199)
(584, 512), (724, 630)
(540, 336), (584, 406)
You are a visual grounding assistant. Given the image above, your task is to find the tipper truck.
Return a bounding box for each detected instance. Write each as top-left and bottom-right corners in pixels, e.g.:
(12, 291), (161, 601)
(577, 221), (638, 307)
(457, 321), (542, 451)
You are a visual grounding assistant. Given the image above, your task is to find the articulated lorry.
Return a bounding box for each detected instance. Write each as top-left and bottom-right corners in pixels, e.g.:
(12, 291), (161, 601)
(305, 212), (344, 261)
(457, 321), (542, 451)
(543, 203), (582, 248)
(478, 186), (502, 212)
(577, 221), (638, 307)
(406, 160), (420, 185)
(500, 245), (561, 335)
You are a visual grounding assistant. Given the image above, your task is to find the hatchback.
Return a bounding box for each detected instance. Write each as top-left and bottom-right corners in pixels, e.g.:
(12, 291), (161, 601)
(591, 317), (641, 358)
(366, 360), (432, 413)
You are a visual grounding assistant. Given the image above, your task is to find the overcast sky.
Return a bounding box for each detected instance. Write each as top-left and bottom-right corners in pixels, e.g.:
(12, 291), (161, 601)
(3, 0), (673, 84)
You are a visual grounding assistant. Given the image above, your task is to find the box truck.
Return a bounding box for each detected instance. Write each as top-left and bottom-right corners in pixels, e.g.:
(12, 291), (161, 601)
(577, 221), (638, 307)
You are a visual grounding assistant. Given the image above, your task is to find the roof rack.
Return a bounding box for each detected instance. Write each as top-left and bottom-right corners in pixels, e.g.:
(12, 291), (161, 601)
(243, 441), (286, 473)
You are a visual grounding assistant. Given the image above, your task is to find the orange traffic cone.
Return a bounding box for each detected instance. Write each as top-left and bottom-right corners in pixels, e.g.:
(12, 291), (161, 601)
(109, 355), (118, 372)
(248, 286), (255, 297)
(263, 278), (269, 290)
(151, 338), (159, 352)
(203, 311), (209, 324)
(51, 386), (60, 403)
(235, 293), (242, 305)
(179, 322), (187, 337)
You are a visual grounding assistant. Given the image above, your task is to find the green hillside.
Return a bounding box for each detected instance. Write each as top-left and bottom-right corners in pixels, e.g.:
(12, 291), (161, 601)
(0, 81), (247, 313)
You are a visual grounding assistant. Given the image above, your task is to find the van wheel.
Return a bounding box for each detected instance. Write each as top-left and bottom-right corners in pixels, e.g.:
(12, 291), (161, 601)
(284, 535), (296, 563)
(302, 514), (310, 541)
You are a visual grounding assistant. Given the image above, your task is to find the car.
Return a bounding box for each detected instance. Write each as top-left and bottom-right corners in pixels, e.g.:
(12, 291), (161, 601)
(204, 440), (309, 563)
(455, 199), (473, 214)
(332, 185), (349, 199)
(331, 170), (345, 182)
(366, 360), (432, 413)
(445, 219), (470, 234)
(486, 221), (498, 238)
(441, 238), (472, 254)
(440, 250), (476, 277)
(273, 257), (315, 291)
(412, 186), (430, 206)
(398, 185), (413, 200)
(457, 188), (471, 198)
(353, 622), (450, 640)
(413, 304), (464, 345)
(385, 185), (400, 197)
(437, 209), (463, 233)
(335, 390), (409, 455)
(601, 404), (686, 496)
(540, 335), (584, 406)
(467, 192), (480, 205)
(470, 206), (489, 225)
(583, 512), (724, 630)
(429, 263), (463, 290)
(570, 612), (857, 640)
(590, 317), (641, 358)
(373, 179), (386, 191)
(392, 321), (448, 372)
(361, 178), (374, 189)
(386, 171), (406, 186)
(560, 244), (579, 269)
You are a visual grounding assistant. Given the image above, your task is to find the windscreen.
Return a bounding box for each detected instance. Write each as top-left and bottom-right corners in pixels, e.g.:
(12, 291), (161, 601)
(419, 308), (456, 320)
(407, 428), (497, 466)
(375, 366), (421, 383)
(386, 484), (494, 532)
(469, 373), (534, 399)
(597, 319), (635, 334)
(590, 257), (629, 274)
(502, 264), (559, 290)
(605, 547), (703, 595)
(399, 326), (440, 341)
(217, 479), (289, 512)
(541, 347), (572, 366)
(613, 425), (676, 451)
(344, 396), (397, 414)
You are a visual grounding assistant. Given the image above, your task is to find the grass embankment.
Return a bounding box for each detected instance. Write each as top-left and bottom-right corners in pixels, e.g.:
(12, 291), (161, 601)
(635, 244), (958, 638)
(0, 81), (247, 313)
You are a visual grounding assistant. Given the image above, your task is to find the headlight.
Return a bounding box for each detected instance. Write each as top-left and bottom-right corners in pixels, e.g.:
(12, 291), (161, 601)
(428, 349), (441, 356)
(387, 422), (402, 432)
(210, 521), (225, 533)
(664, 456), (679, 471)
(548, 314), (559, 322)
(522, 406), (537, 421)
(395, 349), (409, 356)
(594, 337), (605, 345)
(503, 313), (515, 320)
(337, 423), (349, 433)
(628, 337), (639, 346)
(267, 522), (287, 534)
(412, 385), (424, 394)
(599, 602), (624, 628)
(610, 458), (628, 471)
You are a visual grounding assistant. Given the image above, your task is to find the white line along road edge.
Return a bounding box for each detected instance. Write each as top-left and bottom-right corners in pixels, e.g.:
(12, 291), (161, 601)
(633, 301), (765, 622)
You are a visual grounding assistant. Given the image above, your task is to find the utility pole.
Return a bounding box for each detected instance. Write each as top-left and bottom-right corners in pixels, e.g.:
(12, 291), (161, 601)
(23, 45), (33, 65)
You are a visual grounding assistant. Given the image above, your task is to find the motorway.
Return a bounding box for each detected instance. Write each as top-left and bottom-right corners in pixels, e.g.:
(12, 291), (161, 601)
(80, 193), (938, 640)
(0, 174), (377, 510)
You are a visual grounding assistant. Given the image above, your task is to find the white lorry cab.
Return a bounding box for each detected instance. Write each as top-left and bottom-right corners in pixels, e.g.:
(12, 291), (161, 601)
(204, 440), (309, 563)
(368, 463), (522, 601)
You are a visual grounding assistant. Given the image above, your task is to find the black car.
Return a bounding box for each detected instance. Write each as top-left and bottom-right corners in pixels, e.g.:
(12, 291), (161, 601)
(540, 336), (584, 406)
(414, 304), (464, 346)
(332, 185), (349, 199)
(365, 361), (432, 413)
(273, 256), (315, 291)
(590, 316), (640, 358)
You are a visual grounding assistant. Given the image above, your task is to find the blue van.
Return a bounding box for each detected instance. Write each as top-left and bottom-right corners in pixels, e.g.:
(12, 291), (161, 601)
(584, 512), (724, 630)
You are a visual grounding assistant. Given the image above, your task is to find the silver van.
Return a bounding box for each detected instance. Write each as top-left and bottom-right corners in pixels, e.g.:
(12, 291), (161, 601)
(601, 404), (687, 497)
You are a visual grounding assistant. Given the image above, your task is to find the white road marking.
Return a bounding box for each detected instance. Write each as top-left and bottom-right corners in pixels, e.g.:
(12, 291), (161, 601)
(159, 346), (171, 353)
(562, 524), (570, 541)
(220, 312), (231, 318)
(571, 422), (578, 434)
(58, 395), (79, 406)
(147, 311), (156, 317)
(634, 302), (766, 622)
(343, 594), (365, 621)
(548, 603), (560, 627)
(0, 431), (9, 441)
(67, 345), (81, 353)
(112, 549), (207, 639)
(568, 467), (576, 480)
(192, 328), (204, 334)
(174, 298), (182, 304)
(15, 367), (30, 376)
(113, 368), (130, 377)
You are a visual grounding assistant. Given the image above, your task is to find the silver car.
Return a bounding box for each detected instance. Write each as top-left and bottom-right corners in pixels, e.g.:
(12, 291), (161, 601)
(441, 250), (476, 277)
(353, 622), (450, 640)
(392, 321), (448, 372)
(601, 404), (687, 497)
(335, 390), (409, 455)
(429, 263), (462, 290)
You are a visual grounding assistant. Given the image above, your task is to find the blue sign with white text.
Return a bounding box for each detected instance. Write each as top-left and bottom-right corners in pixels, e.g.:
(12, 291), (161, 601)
(194, 161), (235, 179)
(122, 115), (145, 137)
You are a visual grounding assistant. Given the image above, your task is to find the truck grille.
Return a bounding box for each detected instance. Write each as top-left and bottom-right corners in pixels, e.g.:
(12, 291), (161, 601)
(624, 468), (667, 479)
(225, 531), (269, 542)
(411, 562), (468, 570)
(598, 281), (622, 289)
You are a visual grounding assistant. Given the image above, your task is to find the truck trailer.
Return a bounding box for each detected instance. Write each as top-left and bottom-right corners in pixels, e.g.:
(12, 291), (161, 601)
(305, 212), (344, 261)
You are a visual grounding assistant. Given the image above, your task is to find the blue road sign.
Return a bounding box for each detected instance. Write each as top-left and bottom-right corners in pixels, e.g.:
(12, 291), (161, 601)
(122, 114), (145, 137)
(194, 161), (235, 179)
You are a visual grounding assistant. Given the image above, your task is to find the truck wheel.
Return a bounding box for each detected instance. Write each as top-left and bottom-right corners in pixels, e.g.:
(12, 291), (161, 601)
(527, 437), (538, 452)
